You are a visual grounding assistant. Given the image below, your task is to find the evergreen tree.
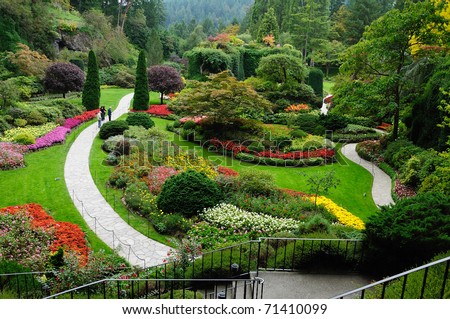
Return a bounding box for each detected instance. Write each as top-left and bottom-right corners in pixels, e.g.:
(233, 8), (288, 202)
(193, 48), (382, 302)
(82, 50), (100, 111)
(257, 8), (279, 42)
(146, 29), (164, 66)
(132, 50), (150, 111)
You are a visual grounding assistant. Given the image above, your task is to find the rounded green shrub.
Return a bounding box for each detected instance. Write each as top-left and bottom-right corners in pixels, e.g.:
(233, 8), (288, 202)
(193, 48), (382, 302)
(363, 192), (450, 276)
(99, 120), (129, 139)
(182, 120), (196, 130)
(14, 118), (27, 127)
(126, 112), (155, 129)
(157, 169), (223, 217)
(14, 132), (36, 145)
(236, 170), (278, 197)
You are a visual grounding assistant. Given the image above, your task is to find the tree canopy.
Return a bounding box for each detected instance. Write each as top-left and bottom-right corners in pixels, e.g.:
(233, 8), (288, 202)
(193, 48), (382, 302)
(172, 71), (272, 124)
(43, 62), (84, 98)
(147, 65), (184, 104)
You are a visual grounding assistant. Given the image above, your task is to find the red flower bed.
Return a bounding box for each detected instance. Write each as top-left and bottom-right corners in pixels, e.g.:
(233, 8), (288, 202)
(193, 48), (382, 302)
(131, 105), (173, 117)
(217, 166), (239, 176)
(208, 138), (335, 160)
(0, 203), (89, 265)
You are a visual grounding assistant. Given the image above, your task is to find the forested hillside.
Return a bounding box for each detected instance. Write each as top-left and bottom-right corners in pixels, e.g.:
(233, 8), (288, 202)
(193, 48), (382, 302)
(163, 0), (253, 29)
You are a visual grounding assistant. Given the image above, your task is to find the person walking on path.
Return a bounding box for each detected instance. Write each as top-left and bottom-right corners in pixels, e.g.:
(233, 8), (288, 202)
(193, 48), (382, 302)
(100, 106), (106, 121)
(96, 112), (102, 128)
(107, 106), (112, 121)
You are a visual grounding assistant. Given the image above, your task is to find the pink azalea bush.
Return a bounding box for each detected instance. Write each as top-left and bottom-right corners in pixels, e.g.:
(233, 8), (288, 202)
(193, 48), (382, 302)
(145, 166), (179, 195)
(0, 142), (28, 170)
(28, 126), (71, 151)
(28, 109), (99, 151)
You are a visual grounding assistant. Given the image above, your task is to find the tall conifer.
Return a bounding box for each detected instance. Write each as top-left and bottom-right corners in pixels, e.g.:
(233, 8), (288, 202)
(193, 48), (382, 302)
(82, 50), (100, 110)
(133, 50), (149, 110)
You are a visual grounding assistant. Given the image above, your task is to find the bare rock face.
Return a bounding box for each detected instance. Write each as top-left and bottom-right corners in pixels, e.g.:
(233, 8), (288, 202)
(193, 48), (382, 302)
(55, 30), (92, 53)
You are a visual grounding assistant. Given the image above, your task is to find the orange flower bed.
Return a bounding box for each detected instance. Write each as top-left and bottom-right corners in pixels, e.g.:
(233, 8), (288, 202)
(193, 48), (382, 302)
(0, 203), (89, 265)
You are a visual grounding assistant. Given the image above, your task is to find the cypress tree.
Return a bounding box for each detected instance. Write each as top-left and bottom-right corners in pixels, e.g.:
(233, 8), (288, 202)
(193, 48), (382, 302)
(82, 50), (100, 110)
(133, 50), (149, 111)
(307, 68), (324, 100)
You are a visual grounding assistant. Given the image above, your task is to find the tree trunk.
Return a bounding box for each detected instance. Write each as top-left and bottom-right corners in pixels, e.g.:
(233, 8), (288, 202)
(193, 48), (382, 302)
(160, 92), (164, 105)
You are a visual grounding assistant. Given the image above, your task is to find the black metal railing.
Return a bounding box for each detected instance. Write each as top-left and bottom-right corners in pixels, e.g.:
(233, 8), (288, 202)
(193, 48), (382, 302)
(44, 278), (265, 299)
(0, 238), (365, 299)
(0, 271), (54, 299)
(332, 255), (450, 299)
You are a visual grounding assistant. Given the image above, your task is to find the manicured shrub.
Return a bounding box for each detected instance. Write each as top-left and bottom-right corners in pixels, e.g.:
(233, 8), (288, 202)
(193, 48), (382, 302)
(102, 135), (126, 153)
(14, 118), (27, 127)
(363, 192), (450, 276)
(0, 117), (10, 133)
(307, 68), (324, 100)
(383, 139), (423, 170)
(157, 169), (223, 217)
(82, 50), (101, 111)
(318, 113), (348, 131)
(236, 170), (278, 197)
(126, 112), (155, 129)
(13, 132), (36, 145)
(292, 113), (320, 134)
(99, 120), (129, 139)
(26, 109), (47, 125)
(182, 120), (196, 130)
(132, 50), (149, 111)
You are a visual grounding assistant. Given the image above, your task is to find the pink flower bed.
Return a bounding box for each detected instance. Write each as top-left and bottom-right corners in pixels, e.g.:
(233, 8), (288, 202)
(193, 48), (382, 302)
(394, 180), (417, 199)
(179, 116), (206, 124)
(28, 126), (71, 151)
(29, 109), (99, 151)
(0, 142), (28, 170)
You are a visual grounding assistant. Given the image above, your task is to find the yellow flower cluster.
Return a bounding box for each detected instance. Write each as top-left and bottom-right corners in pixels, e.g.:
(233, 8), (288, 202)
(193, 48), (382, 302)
(164, 153), (218, 180)
(308, 196), (365, 230)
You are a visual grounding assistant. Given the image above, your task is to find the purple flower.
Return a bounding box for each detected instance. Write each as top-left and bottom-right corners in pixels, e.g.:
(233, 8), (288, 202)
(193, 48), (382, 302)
(28, 127), (71, 151)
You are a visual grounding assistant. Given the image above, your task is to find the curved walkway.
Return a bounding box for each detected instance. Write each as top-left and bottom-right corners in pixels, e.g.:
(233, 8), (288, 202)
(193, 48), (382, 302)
(64, 93), (171, 268)
(340, 143), (394, 207)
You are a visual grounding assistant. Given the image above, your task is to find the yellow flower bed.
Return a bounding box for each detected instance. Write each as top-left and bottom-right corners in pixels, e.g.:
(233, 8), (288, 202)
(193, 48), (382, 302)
(164, 153), (218, 180)
(0, 123), (58, 142)
(308, 195), (365, 230)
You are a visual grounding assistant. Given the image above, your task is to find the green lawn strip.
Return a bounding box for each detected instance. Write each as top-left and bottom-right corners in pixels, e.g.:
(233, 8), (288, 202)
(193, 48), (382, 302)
(89, 135), (171, 247)
(323, 80), (335, 96)
(0, 88), (134, 254)
(151, 117), (378, 221)
(0, 121), (111, 253)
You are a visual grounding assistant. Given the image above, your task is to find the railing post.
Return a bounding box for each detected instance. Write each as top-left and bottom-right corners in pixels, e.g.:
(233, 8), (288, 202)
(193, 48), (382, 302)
(256, 239), (261, 277)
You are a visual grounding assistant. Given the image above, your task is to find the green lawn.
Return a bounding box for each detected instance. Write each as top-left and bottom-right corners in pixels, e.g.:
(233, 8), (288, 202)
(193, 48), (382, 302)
(151, 117), (378, 221)
(323, 80), (335, 96)
(0, 87), (133, 253)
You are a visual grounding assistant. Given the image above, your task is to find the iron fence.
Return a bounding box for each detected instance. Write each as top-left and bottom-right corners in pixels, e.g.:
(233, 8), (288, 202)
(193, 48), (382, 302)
(44, 278), (265, 299)
(332, 255), (450, 299)
(1, 237), (365, 299)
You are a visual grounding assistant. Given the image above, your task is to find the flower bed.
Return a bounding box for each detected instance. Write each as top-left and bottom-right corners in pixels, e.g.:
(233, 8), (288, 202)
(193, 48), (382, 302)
(284, 103), (310, 112)
(207, 138), (335, 166)
(307, 196), (365, 230)
(0, 142), (28, 170)
(63, 109), (99, 129)
(0, 203), (89, 266)
(131, 105), (173, 117)
(179, 116), (206, 124)
(201, 203), (301, 237)
(0, 123), (59, 142)
(28, 126), (71, 151)
(28, 109), (98, 151)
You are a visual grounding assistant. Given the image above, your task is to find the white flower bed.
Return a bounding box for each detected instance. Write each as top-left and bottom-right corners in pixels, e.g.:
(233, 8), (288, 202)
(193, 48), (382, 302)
(202, 203), (300, 235)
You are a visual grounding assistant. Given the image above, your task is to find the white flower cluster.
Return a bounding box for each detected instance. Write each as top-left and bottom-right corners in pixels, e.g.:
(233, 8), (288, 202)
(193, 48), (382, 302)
(202, 203), (300, 235)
